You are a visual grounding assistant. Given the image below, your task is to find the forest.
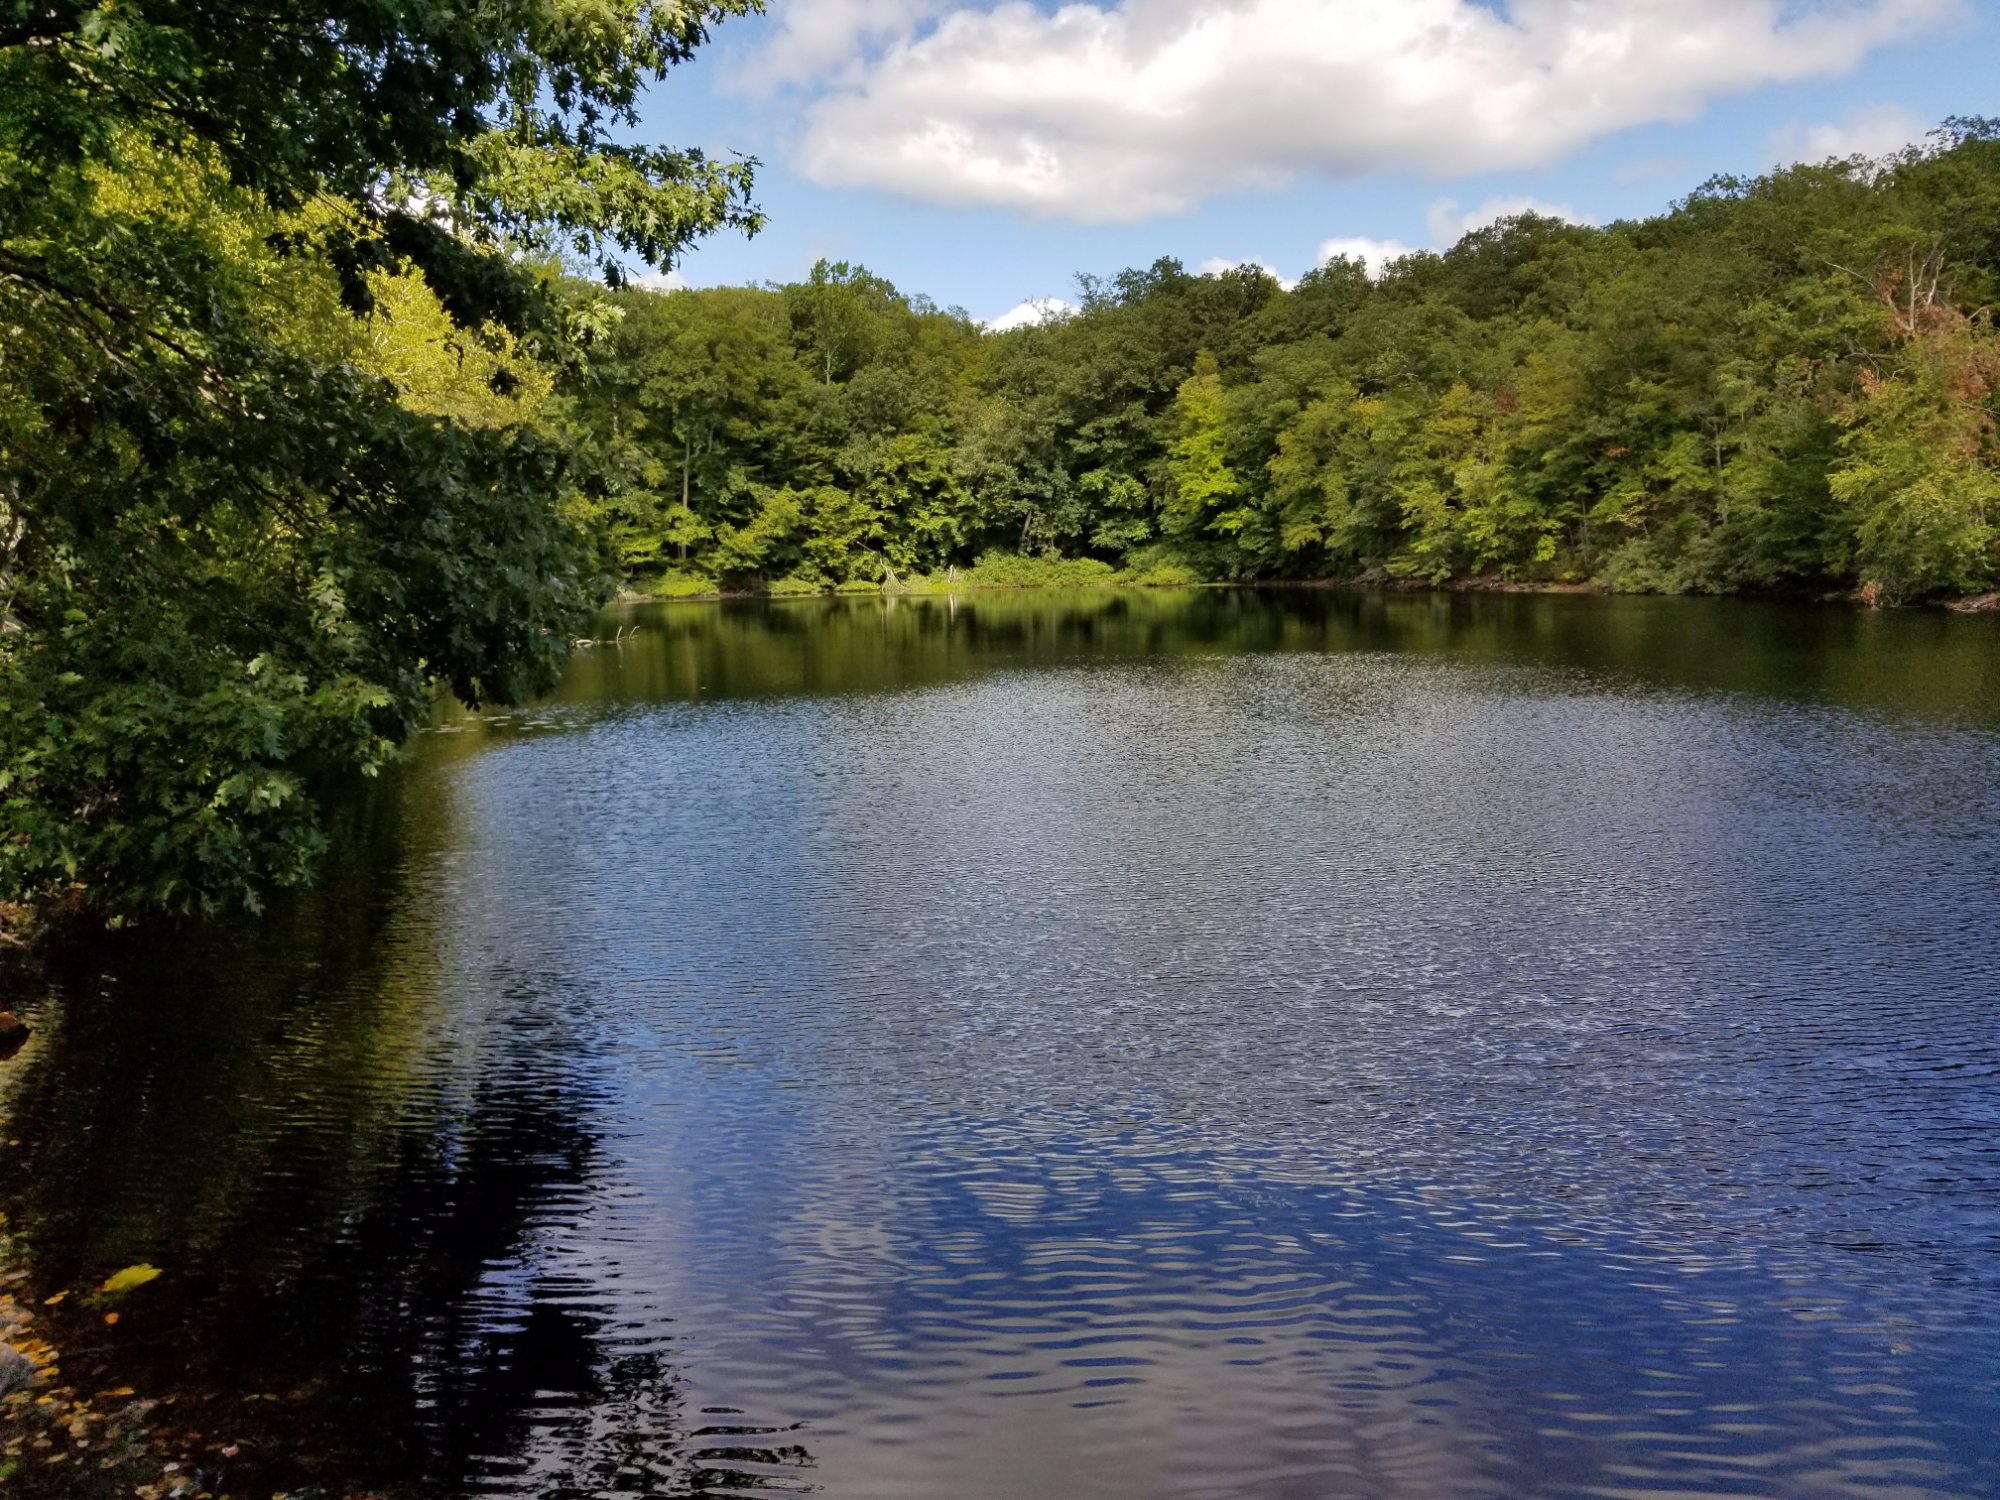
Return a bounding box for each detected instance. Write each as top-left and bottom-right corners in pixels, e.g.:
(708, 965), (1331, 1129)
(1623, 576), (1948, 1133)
(0, 1), (759, 920)
(2, 2), (1998, 919)
(574, 126), (2000, 607)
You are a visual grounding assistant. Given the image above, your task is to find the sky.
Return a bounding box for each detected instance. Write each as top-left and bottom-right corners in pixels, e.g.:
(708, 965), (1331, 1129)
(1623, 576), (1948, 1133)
(631, 0), (2000, 327)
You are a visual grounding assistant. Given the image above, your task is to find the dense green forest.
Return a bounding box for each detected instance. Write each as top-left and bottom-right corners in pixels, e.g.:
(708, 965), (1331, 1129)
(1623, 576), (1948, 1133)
(3, 5), (1998, 920)
(0, 1), (759, 918)
(575, 125), (2000, 606)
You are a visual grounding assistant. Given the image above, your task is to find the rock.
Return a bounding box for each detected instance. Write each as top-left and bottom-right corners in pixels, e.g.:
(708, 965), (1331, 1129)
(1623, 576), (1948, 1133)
(0, 1011), (27, 1059)
(0, 1342), (38, 1396)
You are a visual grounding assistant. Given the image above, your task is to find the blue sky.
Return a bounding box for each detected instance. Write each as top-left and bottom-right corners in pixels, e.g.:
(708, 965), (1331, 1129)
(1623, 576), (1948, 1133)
(633, 0), (2000, 326)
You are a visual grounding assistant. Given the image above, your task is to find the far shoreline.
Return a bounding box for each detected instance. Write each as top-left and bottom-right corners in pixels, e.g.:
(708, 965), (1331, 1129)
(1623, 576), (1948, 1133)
(615, 576), (2000, 612)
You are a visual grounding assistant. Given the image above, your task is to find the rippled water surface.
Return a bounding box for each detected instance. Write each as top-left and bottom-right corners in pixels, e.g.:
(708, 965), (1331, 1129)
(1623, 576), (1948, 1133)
(5, 590), (2000, 1499)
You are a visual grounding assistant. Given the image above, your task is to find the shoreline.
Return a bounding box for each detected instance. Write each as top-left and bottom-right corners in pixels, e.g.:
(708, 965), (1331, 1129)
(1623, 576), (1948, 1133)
(0, 1208), (228, 1500)
(0, 1228), (164, 1498)
(0, 898), (83, 1008)
(616, 575), (2000, 609)
(10, 579), (1997, 951)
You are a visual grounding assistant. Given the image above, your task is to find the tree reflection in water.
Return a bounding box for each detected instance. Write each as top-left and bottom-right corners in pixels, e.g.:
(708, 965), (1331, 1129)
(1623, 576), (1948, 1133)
(0, 769), (813, 1498)
(6, 588), (1999, 1499)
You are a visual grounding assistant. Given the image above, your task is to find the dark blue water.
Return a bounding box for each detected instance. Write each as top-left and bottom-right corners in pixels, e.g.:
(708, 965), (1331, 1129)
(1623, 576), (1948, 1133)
(3, 590), (1998, 1498)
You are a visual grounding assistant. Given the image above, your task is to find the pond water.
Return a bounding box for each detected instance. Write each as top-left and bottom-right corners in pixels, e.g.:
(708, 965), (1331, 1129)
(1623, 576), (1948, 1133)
(4, 589), (2000, 1499)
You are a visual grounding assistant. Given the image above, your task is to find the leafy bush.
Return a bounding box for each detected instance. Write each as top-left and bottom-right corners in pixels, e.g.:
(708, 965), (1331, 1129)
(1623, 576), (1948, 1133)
(648, 573), (719, 600)
(1117, 546), (1206, 587)
(960, 552), (1121, 589)
(765, 576), (823, 597)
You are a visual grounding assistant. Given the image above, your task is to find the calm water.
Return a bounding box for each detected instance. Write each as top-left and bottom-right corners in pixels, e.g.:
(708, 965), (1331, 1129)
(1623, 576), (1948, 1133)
(4, 589), (2000, 1499)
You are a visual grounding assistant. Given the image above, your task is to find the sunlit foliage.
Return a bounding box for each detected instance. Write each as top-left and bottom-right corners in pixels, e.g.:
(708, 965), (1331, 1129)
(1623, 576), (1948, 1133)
(579, 123), (2000, 607)
(1, 2), (761, 915)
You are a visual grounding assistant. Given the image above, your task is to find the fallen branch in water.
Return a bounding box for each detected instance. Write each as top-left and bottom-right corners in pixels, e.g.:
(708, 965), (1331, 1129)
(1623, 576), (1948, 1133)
(571, 625), (642, 649)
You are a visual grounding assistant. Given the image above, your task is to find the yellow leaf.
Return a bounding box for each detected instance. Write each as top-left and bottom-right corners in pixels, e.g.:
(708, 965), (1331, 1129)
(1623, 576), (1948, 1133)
(102, 1312), (119, 1326)
(96, 1265), (161, 1297)
(41, 1291), (68, 1307)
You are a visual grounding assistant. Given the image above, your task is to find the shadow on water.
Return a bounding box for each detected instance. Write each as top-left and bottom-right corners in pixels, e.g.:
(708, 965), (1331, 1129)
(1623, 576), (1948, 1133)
(3, 588), (1999, 1498)
(0, 759), (808, 1497)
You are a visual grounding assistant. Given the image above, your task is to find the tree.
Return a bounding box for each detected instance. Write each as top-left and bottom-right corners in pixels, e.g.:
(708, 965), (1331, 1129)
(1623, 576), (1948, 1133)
(1831, 315), (2000, 601)
(557, 125), (2000, 618)
(2, 2), (761, 291)
(0, 2), (764, 915)
(1164, 352), (1244, 540)
(786, 260), (901, 386)
(1267, 387), (1364, 569)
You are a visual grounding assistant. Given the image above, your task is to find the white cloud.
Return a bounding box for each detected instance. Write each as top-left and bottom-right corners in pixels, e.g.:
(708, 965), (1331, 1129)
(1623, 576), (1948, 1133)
(1770, 103), (1928, 165)
(1425, 196), (1588, 247)
(776, 0), (1960, 222)
(985, 296), (1076, 331)
(631, 268), (690, 292)
(1197, 256), (1295, 288)
(1315, 237), (1415, 277)
(734, 0), (950, 92)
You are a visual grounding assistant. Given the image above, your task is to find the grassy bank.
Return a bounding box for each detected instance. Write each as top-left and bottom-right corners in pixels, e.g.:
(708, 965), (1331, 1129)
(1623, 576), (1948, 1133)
(618, 556), (2000, 610)
(628, 549), (1206, 601)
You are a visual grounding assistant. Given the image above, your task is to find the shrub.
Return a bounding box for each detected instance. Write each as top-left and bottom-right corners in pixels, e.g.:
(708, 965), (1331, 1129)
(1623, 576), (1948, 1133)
(1119, 554), (1204, 587)
(648, 572), (719, 599)
(765, 575), (823, 597)
(960, 552), (1119, 589)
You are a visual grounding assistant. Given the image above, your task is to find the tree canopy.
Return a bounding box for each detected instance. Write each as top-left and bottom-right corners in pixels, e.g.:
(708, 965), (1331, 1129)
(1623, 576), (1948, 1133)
(1, 0), (761, 915)
(572, 123), (2000, 607)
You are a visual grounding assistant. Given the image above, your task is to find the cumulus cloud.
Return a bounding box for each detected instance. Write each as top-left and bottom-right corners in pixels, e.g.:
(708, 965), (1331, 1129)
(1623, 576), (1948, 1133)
(776, 0), (1959, 222)
(631, 268), (691, 292)
(1314, 237), (1415, 277)
(1426, 195), (1588, 246)
(1771, 103), (1928, 165)
(735, 0), (950, 91)
(985, 296), (1076, 331)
